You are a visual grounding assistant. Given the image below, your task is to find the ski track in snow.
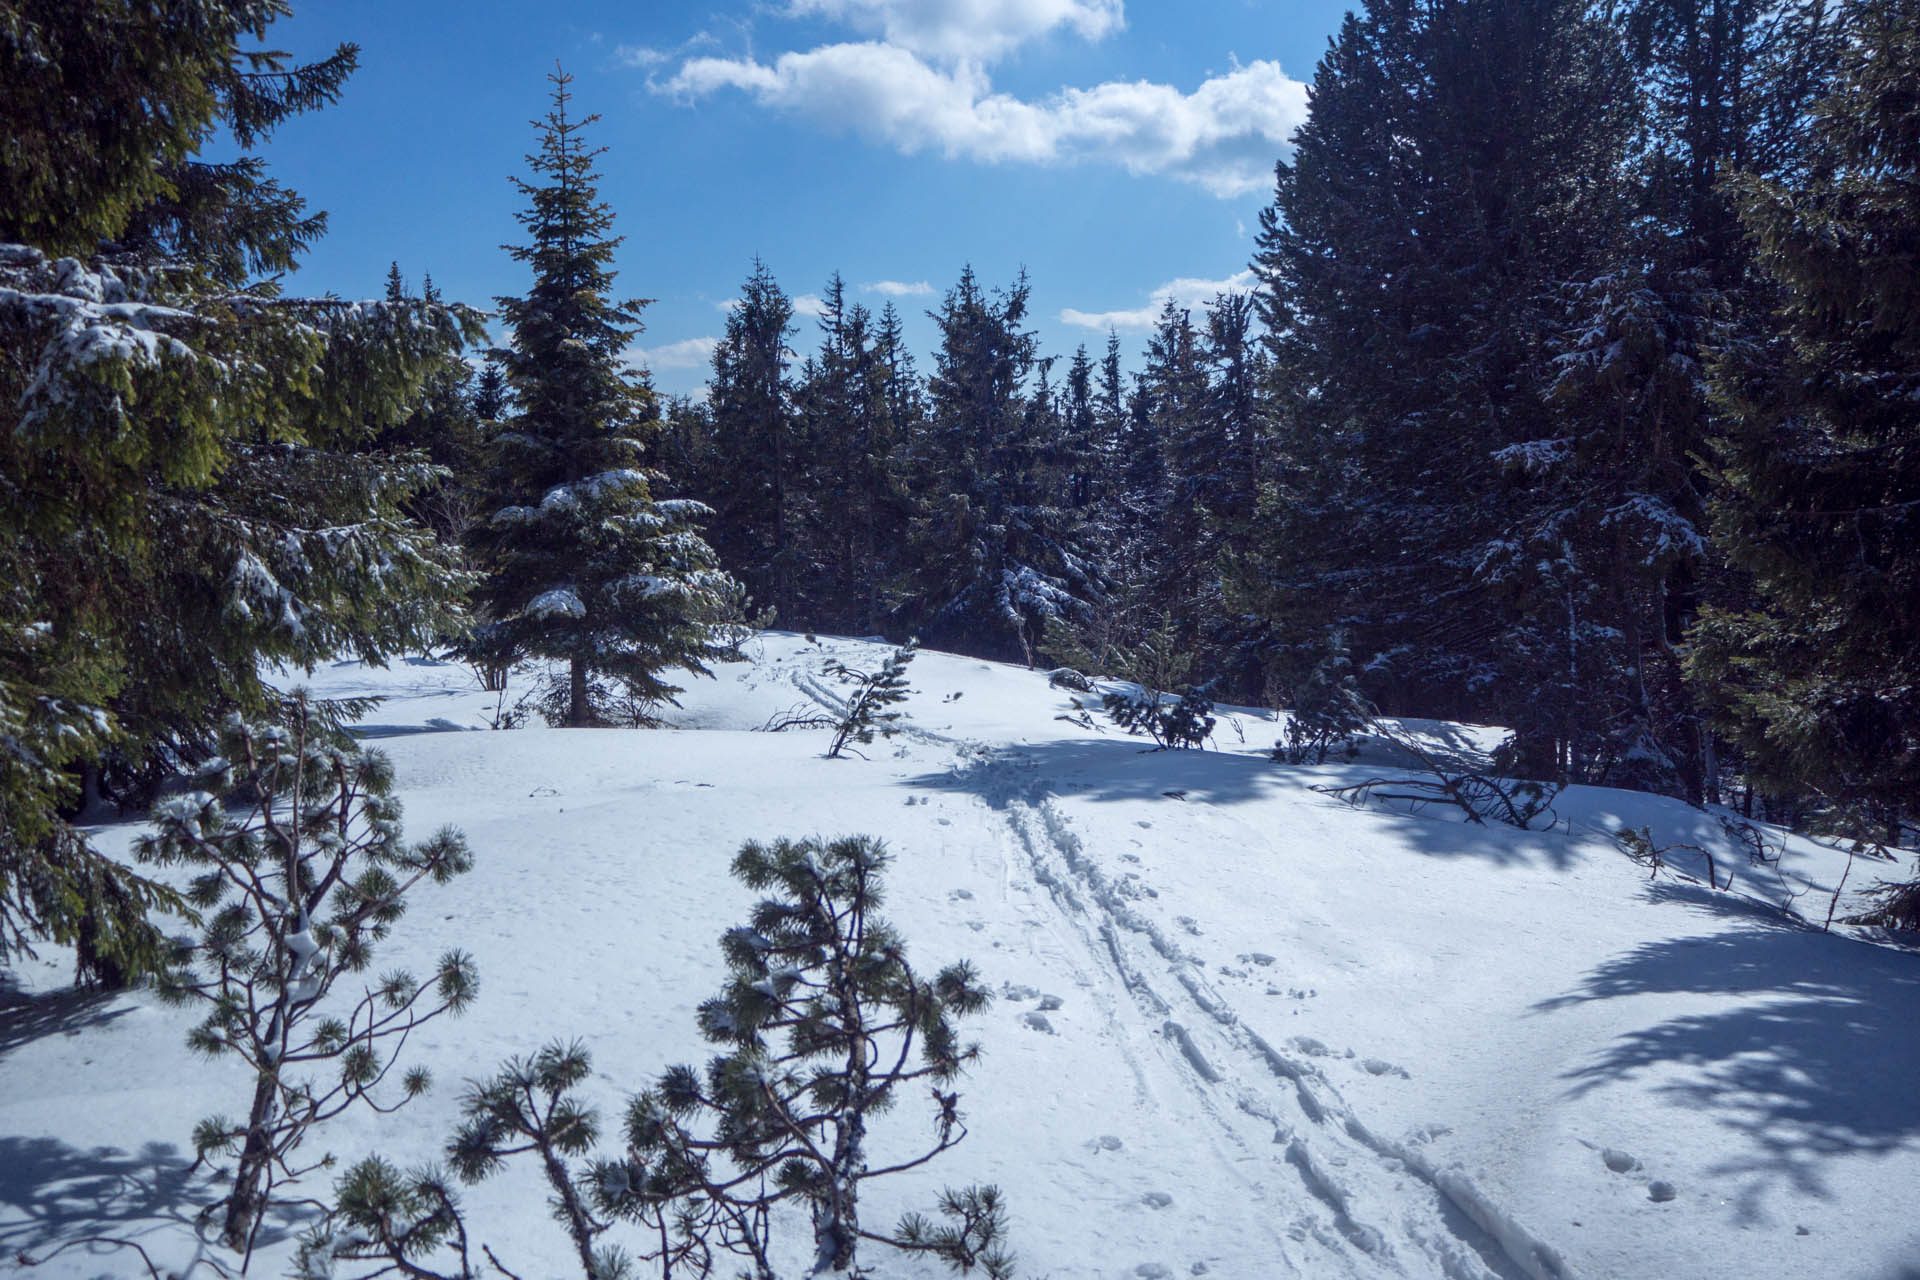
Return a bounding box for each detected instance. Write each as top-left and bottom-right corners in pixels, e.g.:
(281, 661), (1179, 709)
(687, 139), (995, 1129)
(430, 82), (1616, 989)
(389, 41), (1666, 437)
(781, 658), (1571, 1280)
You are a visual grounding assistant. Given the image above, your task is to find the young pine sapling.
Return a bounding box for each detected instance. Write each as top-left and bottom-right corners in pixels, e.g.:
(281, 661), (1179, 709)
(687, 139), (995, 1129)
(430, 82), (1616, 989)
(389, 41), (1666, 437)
(140, 697), (477, 1259)
(309, 835), (1010, 1280)
(824, 640), (917, 759)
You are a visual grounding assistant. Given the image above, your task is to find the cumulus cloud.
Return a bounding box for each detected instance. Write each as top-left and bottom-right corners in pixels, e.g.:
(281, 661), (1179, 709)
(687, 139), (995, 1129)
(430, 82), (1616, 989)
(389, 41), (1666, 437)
(629, 337), (720, 371)
(792, 293), (831, 317)
(785, 0), (1123, 63)
(663, 47), (1302, 196)
(652, 0), (1304, 198)
(1059, 268), (1257, 331)
(863, 279), (935, 296)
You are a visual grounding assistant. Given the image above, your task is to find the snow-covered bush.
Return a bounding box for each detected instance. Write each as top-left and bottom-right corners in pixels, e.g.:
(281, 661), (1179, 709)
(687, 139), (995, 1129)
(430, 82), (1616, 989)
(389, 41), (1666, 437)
(308, 835), (1010, 1280)
(139, 695), (476, 1258)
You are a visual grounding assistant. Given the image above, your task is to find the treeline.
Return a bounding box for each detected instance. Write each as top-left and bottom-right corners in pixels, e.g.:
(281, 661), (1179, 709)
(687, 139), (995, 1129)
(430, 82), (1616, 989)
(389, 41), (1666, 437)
(661, 0), (1919, 843)
(3, 0), (1916, 985)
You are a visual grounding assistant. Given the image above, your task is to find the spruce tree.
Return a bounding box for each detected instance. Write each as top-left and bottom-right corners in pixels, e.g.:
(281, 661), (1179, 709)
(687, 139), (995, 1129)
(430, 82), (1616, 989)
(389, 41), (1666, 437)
(795, 277), (914, 633)
(473, 69), (735, 727)
(1, 0), (481, 981)
(906, 268), (1099, 663)
(1247, 0), (1633, 743)
(706, 259), (801, 620)
(1689, 0), (1920, 834)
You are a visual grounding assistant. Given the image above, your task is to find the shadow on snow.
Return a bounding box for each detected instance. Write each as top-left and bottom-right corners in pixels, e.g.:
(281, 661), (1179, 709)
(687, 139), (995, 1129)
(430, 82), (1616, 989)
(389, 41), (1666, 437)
(1540, 882), (1920, 1221)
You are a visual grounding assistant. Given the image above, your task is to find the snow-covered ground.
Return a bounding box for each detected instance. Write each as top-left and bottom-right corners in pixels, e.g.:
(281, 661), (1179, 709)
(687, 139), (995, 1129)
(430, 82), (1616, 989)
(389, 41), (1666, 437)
(4, 633), (1918, 1279)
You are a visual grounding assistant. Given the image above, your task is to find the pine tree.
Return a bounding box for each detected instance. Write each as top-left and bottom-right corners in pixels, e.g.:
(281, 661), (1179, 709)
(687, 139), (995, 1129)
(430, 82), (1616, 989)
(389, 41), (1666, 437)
(472, 69), (736, 727)
(1689, 0), (1920, 834)
(142, 698), (477, 1255)
(1, 0), (481, 981)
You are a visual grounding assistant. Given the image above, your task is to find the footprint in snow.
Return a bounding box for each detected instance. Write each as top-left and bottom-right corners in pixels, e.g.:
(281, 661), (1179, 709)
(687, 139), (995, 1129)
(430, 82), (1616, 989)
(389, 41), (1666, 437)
(1360, 1058), (1410, 1079)
(1290, 1035), (1333, 1057)
(1083, 1134), (1124, 1153)
(1135, 1266), (1172, 1279)
(948, 888), (974, 901)
(1002, 983), (1040, 1001)
(1648, 1180), (1678, 1202)
(1601, 1147), (1641, 1174)
(1037, 993), (1064, 1011)
(1020, 1011), (1056, 1034)
(1141, 1192), (1173, 1209)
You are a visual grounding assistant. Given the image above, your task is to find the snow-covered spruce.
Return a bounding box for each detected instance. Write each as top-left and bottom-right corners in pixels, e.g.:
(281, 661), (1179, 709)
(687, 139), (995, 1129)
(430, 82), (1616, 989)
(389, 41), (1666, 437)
(139, 695), (476, 1259)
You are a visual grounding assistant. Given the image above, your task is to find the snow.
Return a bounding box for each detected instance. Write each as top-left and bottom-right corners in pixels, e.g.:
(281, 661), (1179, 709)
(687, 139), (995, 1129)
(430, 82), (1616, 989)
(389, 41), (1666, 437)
(3, 633), (1918, 1279)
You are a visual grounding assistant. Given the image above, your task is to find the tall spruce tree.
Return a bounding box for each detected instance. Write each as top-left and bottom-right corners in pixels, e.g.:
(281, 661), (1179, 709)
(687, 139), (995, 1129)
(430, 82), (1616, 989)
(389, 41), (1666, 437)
(474, 69), (734, 727)
(1, 0), (481, 980)
(705, 259), (800, 620)
(795, 276), (914, 633)
(1689, 0), (1920, 834)
(1247, 0), (1635, 759)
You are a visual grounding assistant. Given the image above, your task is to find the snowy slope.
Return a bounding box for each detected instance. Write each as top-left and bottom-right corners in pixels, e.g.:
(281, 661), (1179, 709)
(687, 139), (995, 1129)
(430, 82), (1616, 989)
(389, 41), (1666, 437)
(3, 634), (1917, 1280)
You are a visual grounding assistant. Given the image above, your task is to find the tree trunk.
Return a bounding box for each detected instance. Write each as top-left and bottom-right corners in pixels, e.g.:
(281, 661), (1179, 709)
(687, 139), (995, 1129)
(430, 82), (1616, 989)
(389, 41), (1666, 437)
(223, 1069), (280, 1249)
(569, 654), (589, 727)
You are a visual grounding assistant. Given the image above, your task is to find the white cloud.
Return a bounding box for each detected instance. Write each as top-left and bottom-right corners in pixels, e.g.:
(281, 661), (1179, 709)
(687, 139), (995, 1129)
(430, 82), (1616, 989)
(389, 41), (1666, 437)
(629, 337), (719, 371)
(660, 45), (1304, 197)
(792, 293), (831, 317)
(863, 279), (935, 296)
(714, 297), (742, 312)
(1059, 268), (1257, 331)
(616, 44), (668, 68)
(785, 0), (1123, 63)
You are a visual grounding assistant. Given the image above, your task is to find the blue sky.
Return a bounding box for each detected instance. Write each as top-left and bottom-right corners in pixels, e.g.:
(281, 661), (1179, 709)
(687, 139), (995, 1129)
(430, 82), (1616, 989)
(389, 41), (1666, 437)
(264, 0), (1353, 396)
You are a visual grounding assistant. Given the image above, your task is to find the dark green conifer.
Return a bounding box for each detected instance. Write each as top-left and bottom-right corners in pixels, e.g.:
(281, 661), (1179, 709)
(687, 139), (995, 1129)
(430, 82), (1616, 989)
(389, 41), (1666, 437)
(472, 69), (736, 727)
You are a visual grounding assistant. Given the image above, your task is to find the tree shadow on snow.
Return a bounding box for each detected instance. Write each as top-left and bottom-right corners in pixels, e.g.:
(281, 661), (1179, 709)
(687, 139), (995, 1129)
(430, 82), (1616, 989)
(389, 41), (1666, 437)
(0, 1133), (310, 1269)
(1539, 888), (1920, 1222)
(901, 739), (1580, 869)
(0, 978), (133, 1063)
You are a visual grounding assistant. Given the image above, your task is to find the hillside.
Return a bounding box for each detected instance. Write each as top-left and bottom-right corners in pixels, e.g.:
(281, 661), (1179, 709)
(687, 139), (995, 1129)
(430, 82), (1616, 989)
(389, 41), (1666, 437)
(3, 634), (1916, 1280)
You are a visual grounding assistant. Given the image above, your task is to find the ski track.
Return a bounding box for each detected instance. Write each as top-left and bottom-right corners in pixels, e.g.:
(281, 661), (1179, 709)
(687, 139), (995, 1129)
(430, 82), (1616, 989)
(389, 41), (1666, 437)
(778, 650), (1578, 1280)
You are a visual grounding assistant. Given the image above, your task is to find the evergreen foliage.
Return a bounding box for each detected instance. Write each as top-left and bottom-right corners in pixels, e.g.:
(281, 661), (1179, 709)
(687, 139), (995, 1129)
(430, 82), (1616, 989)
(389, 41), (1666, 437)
(1, 0), (482, 982)
(906, 267), (1101, 663)
(139, 696), (476, 1257)
(471, 69), (737, 727)
(306, 836), (1008, 1280)
(1100, 621), (1217, 750)
(1689, 0), (1920, 835)
(824, 640), (918, 759)
(1246, 0), (1636, 745)
(1276, 633), (1374, 766)
(705, 260), (801, 620)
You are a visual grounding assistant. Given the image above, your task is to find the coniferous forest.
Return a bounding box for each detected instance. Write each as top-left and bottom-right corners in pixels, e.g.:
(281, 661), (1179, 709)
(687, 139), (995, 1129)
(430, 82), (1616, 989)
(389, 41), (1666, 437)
(4, 0), (1919, 981)
(2, 1), (1919, 1274)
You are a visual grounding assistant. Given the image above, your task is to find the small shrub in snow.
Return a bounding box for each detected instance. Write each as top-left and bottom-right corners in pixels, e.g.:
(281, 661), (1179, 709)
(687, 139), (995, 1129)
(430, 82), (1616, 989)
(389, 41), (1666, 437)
(1103, 683), (1216, 751)
(311, 835), (1009, 1280)
(824, 639), (917, 759)
(1274, 634), (1372, 765)
(1098, 622), (1215, 750)
(140, 695), (477, 1258)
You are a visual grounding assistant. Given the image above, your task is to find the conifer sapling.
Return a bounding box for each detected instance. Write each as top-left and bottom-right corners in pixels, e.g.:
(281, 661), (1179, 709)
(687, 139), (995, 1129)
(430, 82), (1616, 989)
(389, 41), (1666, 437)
(824, 640), (917, 759)
(140, 694), (477, 1258)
